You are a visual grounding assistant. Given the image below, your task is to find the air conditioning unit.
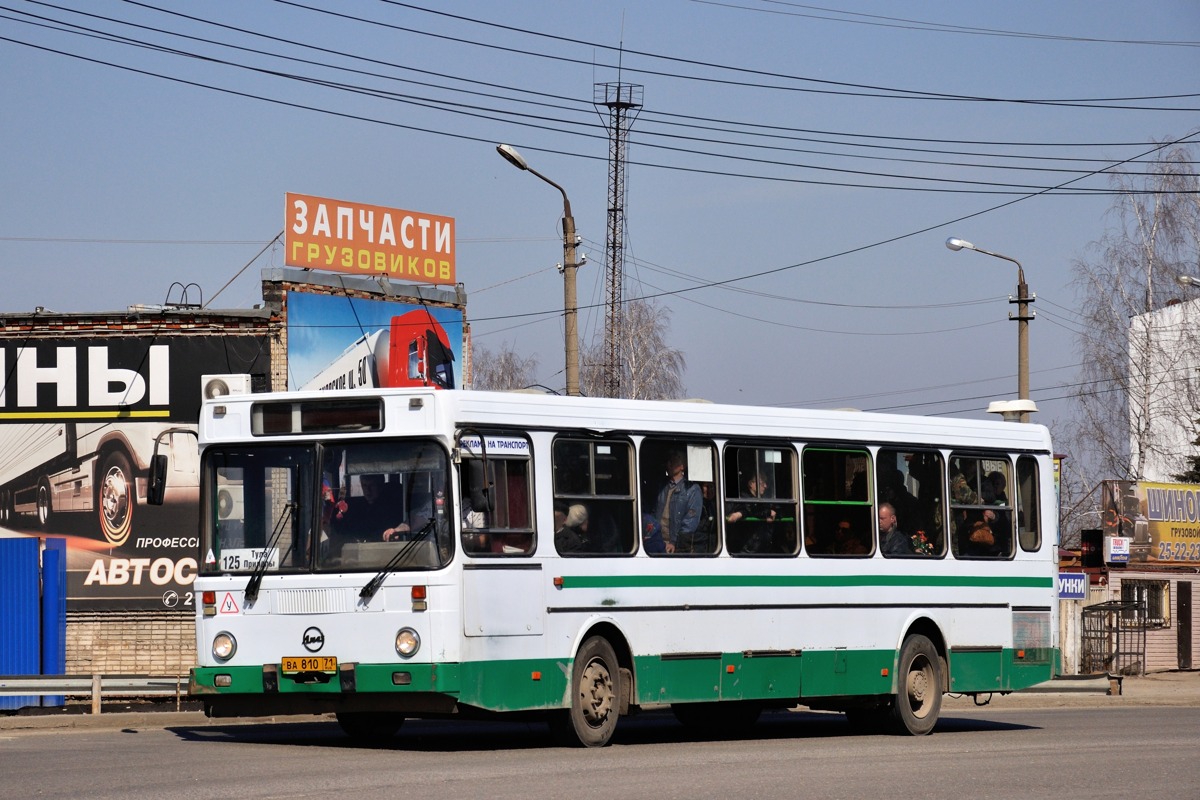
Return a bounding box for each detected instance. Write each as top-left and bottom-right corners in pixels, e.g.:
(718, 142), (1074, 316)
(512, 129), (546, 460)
(201, 374), (252, 400)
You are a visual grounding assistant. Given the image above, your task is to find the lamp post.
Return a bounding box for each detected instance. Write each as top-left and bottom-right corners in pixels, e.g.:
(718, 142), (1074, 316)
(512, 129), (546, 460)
(1177, 274), (1200, 289)
(497, 144), (580, 396)
(946, 237), (1035, 422)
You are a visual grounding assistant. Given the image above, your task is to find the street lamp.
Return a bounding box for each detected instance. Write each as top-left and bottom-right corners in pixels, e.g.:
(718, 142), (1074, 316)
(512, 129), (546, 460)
(1177, 274), (1200, 289)
(496, 144), (581, 397)
(946, 237), (1035, 422)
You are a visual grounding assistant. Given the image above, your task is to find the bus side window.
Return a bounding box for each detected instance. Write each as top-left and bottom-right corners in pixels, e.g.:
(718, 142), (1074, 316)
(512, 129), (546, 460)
(802, 447), (872, 557)
(459, 434), (535, 556)
(552, 437), (636, 556)
(638, 438), (719, 556)
(949, 454), (1014, 559)
(722, 444), (798, 557)
(1016, 456), (1040, 552)
(877, 449), (945, 558)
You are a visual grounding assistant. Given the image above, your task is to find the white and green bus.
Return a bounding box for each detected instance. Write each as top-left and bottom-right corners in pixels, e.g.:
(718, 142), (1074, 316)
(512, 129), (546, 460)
(172, 385), (1058, 746)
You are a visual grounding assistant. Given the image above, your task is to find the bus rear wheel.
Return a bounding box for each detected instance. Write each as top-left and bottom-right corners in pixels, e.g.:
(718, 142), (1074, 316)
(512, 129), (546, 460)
(889, 634), (942, 735)
(553, 636), (620, 747)
(335, 712), (404, 741)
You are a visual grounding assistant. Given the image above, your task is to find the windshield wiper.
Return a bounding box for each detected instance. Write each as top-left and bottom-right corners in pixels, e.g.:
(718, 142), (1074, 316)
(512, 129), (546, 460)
(245, 501), (295, 603)
(360, 519), (436, 600)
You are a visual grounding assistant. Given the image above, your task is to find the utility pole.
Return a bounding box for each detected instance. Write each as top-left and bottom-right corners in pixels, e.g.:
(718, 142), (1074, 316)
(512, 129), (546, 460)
(497, 144), (581, 396)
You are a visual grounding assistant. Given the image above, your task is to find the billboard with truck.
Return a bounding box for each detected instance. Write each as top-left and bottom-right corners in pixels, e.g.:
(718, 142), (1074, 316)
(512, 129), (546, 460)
(0, 336), (269, 609)
(286, 292), (464, 392)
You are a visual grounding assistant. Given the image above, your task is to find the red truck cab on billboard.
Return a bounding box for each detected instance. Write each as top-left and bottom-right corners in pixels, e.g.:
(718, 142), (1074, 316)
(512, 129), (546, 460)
(302, 309), (456, 392)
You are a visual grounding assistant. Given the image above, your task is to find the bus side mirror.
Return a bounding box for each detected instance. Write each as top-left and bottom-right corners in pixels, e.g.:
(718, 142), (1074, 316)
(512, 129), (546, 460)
(147, 454), (168, 506)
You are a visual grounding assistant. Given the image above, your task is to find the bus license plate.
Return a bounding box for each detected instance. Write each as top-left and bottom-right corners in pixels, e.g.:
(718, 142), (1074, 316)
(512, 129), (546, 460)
(281, 656), (338, 674)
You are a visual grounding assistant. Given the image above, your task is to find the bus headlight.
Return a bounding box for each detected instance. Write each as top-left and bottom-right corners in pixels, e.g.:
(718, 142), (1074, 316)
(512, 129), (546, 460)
(213, 632), (237, 661)
(395, 628), (420, 658)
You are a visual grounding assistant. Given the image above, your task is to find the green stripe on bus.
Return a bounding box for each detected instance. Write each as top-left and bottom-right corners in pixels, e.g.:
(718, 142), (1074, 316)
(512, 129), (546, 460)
(559, 574), (1052, 589)
(190, 646), (1058, 710)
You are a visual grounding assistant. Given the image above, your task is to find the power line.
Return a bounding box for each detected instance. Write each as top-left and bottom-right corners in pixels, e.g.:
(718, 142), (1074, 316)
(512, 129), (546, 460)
(694, 0), (1200, 48)
(374, 1), (1200, 108)
(7, 4), (1198, 194)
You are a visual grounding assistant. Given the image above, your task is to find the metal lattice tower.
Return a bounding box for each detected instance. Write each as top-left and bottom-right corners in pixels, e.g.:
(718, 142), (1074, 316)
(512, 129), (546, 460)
(594, 82), (643, 398)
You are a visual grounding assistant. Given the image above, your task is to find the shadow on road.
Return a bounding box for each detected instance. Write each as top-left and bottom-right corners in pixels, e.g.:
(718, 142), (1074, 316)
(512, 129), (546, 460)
(167, 707), (1036, 751)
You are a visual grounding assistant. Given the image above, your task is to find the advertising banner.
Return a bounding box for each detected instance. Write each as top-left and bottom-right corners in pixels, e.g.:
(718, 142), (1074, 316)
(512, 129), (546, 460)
(286, 291), (464, 392)
(1057, 572), (1087, 599)
(0, 336), (270, 610)
(285, 192), (456, 285)
(1101, 479), (1200, 564)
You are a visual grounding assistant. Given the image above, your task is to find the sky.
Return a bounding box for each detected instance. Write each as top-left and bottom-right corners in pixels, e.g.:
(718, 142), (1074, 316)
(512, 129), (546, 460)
(3, 0), (1199, 441)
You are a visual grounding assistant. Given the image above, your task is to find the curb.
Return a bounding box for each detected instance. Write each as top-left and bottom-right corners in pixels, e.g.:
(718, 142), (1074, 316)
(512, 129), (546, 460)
(1022, 675), (1119, 695)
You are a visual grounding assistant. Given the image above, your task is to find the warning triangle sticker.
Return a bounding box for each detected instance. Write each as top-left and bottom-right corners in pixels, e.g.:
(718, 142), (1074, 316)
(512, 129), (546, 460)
(219, 593), (239, 614)
(204, 549), (216, 566)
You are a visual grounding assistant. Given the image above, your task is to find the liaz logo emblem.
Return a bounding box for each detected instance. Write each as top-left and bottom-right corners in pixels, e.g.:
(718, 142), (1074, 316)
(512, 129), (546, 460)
(302, 627), (325, 653)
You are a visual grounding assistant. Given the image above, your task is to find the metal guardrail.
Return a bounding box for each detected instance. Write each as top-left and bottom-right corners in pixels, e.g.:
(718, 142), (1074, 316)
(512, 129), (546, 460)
(0, 675), (186, 714)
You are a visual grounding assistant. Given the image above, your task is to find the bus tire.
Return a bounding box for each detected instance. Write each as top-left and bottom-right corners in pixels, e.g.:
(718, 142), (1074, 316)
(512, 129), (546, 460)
(556, 636), (621, 747)
(335, 711), (404, 741)
(98, 450), (134, 546)
(890, 634), (942, 735)
(37, 479), (53, 529)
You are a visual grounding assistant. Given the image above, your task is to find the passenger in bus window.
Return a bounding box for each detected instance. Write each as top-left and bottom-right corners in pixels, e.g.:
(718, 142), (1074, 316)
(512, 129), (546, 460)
(879, 503), (911, 555)
(460, 495), (490, 553)
(391, 488), (434, 541)
(554, 502), (589, 553)
(331, 473), (404, 544)
(652, 451), (702, 554)
(984, 471), (1013, 555)
(950, 466), (995, 549)
(833, 519), (869, 554)
(726, 472), (777, 553)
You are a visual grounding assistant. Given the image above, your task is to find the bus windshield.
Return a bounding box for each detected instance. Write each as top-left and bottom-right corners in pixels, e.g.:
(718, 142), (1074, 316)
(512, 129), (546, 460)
(202, 445), (316, 575)
(200, 440), (452, 575)
(316, 440), (452, 571)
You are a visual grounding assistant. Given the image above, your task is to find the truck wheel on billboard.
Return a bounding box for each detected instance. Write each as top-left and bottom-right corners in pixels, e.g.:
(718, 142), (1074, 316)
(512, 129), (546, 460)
(99, 450), (134, 546)
(37, 479), (53, 529)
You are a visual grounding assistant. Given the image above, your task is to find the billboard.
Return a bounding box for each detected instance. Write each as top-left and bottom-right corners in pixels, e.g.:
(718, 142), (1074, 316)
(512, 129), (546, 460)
(0, 336), (270, 610)
(286, 292), (465, 392)
(1101, 479), (1200, 564)
(285, 192), (456, 285)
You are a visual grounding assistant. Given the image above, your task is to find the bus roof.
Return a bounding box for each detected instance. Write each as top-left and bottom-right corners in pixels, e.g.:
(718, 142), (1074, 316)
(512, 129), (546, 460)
(202, 386), (1053, 453)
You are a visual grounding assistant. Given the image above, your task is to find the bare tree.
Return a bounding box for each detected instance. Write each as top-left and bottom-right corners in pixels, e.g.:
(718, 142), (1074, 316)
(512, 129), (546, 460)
(469, 342), (539, 392)
(1063, 143), (1200, 536)
(581, 298), (686, 399)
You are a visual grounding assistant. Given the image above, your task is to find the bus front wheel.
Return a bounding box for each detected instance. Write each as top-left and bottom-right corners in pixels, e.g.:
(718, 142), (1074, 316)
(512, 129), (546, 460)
(554, 636), (621, 747)
(890, 634), (942, 735)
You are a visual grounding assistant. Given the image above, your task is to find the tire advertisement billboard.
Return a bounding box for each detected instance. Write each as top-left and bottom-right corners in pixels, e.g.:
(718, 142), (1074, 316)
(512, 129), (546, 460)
(1102, 479), (1200, 564)
(0, 335), (270, 610)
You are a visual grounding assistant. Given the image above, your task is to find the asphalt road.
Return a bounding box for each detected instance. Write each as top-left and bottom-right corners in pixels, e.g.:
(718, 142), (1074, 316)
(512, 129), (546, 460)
(1, 704), (1196, 800)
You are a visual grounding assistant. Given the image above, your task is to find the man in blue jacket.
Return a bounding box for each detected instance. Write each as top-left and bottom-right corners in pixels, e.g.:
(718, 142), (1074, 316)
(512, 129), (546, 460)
(651, 451), (702, 554)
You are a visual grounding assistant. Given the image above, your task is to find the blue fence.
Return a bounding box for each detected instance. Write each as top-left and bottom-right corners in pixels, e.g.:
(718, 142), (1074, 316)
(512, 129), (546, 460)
(0, 537), (67, 711)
